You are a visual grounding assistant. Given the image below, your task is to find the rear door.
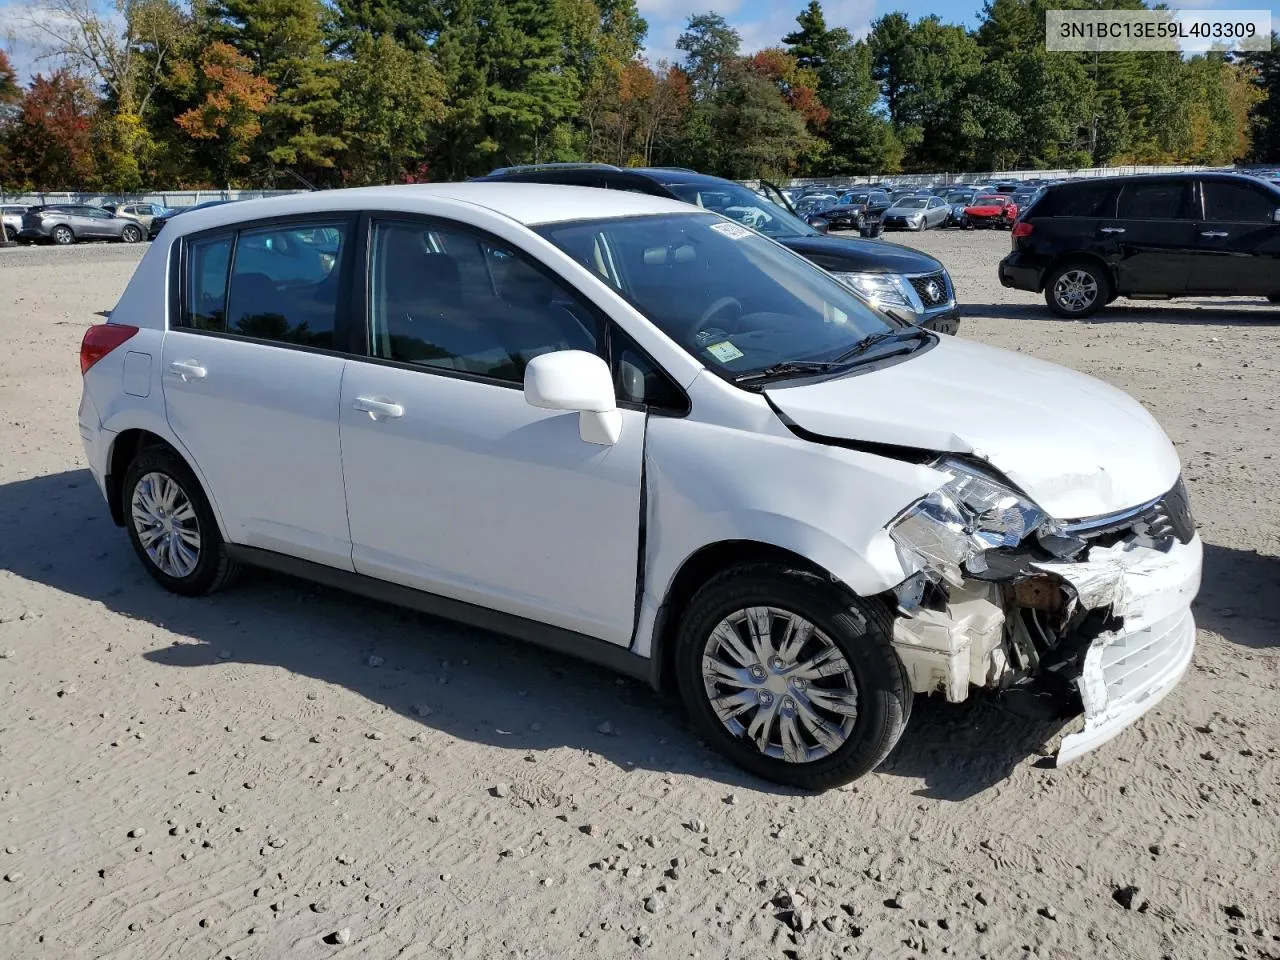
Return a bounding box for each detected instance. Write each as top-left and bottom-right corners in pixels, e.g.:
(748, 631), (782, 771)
(1104, 179), (1198, 296)
(1190, 178), (1280, 296)
(161, 216), (357, 568)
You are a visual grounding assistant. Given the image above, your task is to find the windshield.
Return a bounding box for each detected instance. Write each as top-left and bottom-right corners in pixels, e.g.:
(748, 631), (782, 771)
(535, 212), (900, 382)
(975, 195), (1003, 204)
(945, 193), (972, 203)
(665, 183), (818, 239)
(895, 198), (928, 209)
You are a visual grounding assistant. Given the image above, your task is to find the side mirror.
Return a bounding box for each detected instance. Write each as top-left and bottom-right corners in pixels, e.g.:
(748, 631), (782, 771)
(523, 350), (622, 445)
(809, 218), (830, 234)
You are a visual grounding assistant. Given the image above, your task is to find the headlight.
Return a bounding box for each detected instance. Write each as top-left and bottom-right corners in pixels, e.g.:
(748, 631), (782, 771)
(888, 458), (1056, 587)
(831, 272), (916, 311)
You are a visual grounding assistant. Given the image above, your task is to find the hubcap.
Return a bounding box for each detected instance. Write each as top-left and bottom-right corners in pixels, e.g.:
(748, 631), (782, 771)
(130, 472), (201, 578)
(701, 606), (858, 764)
(1054, 269), (1098, 312)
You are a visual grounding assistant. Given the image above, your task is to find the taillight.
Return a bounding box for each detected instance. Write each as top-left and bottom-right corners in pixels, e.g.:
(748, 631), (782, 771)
(80, 323), (138, 375)
(1012, 221), (1033, 239)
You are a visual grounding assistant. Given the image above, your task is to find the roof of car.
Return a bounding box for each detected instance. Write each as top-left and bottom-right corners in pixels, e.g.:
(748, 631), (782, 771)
(159, 183), (696, 237)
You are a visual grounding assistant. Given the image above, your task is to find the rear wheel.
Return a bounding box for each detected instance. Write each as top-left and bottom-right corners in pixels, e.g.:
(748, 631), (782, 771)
(120, 223), (142, 243)
(123, 446), (240, 596)
(1045, 261), (1110, 319)
(675, 564), (910, 789)
(51, 225), (74, 245)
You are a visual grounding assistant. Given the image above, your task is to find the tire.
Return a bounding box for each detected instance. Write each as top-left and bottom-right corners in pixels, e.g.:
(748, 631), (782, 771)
(855, 213), (866, 231)
(1045, 260), (1110, 319)
(674, 563), (911, 790)
(120, 223), (142, 243)
(51, 225), (75, 245)
(123, 445), (240, 597)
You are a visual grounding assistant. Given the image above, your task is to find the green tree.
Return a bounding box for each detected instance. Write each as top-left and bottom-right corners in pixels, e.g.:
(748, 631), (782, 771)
(0, 50), (20, 104)
(676, 12), (740, 99)
(336, 31), (446, 183)
(710, 58), (811, 179)
(210, 0), (344, 181)
(1241, 34), (1280, 162)
(783, 2), (896, 174)
(332, 0), (446, 50)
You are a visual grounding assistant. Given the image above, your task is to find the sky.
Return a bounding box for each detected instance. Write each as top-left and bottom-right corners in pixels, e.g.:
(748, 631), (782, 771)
(1, 0), (1278, 86)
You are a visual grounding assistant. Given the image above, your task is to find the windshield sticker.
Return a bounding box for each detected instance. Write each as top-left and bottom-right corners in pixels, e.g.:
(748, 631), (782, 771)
(710, 221), (753, 240)
(705, 340), (745, 363)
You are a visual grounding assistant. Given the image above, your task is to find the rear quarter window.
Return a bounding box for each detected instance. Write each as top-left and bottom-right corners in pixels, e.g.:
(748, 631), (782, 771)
(1032, 185), (1118, 218)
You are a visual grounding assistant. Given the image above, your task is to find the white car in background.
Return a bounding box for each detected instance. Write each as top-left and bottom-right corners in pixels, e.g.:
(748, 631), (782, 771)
(77, 183), (1201, 788)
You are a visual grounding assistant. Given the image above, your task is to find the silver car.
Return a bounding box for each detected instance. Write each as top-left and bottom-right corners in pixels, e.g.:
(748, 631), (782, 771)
(881, 195), (950, 231)
(106, 202), (169, 232)
(2, 205), (26, 241)
(18, 205), (147, 245)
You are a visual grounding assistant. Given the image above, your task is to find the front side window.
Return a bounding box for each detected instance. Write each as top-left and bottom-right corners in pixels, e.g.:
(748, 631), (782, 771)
(367, 219), (598, 383)
(1202, 181), (1278, 222)
(536, 212), (900, 383)
(1116, 181), (1191, 220)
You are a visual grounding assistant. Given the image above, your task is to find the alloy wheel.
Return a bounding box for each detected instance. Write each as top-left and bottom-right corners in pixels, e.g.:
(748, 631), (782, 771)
(1053, 269), (1099, 313)
(701, 606), (859, 763)
(130, 471), (202, 578)
(52, 226), (73, 245)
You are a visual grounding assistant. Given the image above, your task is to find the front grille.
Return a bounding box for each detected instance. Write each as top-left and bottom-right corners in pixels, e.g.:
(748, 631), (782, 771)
(1063, 478), (1195, 547)
(908, 272), (950, 308)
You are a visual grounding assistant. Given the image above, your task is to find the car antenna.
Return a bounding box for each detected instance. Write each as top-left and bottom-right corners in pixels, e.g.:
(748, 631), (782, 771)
(283, 169), (321, 191)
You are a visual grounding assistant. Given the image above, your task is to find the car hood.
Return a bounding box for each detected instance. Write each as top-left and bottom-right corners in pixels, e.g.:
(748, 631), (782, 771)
(764, 336), (1180, 520)
(886, 207), (926, 215)
(777, 235), (943, 275)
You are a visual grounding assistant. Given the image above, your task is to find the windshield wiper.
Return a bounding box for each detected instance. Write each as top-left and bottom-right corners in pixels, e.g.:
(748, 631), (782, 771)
(829, 326), (932, 365)
(733, 360), (835, 384)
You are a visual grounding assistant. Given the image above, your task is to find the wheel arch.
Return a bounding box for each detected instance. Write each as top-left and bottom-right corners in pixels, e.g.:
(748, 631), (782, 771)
(106, 428), (229, 540)
(644, 539), (888, 693)
(1041, 251), (1116, 295)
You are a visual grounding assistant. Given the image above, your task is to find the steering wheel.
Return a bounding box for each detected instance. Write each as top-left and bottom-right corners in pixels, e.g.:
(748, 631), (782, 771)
(688, 296), (743, 340)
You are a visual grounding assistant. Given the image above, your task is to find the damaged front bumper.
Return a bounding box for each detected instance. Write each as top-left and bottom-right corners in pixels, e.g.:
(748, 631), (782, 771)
(892, 532), (1202, 765)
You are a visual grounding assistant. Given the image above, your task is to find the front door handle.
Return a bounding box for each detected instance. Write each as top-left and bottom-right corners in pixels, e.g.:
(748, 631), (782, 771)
(1199, 230), (1229, 238)
(168, 360), (207, 382)
(353, 396), (404, 421)
(1100, 227), (1125, 234)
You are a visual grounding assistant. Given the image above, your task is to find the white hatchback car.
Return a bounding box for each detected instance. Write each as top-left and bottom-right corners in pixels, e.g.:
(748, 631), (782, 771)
(78, 184), (1202, 789)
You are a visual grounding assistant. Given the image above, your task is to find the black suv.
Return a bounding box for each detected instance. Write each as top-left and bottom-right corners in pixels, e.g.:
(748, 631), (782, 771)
(810, 190), (893, 232)
(477, 164), (960, 334)
(999, 172), (1280, 318)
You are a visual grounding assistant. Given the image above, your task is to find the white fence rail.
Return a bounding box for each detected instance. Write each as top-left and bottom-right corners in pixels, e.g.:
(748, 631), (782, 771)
(0, 189), (306, 209)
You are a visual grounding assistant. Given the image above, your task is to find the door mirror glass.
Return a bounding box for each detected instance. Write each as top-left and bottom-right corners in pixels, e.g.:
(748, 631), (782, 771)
(809, 218), (829, 233)
(524, 350), (621, 445)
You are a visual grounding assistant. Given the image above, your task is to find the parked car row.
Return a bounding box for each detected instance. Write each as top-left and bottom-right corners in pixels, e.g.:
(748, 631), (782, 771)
(1, 200), (238, 246)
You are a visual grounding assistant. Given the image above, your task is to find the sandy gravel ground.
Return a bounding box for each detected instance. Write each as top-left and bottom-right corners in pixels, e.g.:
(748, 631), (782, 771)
(0, 231), (1277, 960)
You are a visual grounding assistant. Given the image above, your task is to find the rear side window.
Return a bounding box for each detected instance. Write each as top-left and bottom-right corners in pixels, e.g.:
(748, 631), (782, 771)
(225, 223), (346, 348)
(1034, 185), (1116, 218)
(1116, 181), (1191, 220)
(184, 235), (232, 331)
(179, 221), (346, 348)
(1202, 181), (1278, 222)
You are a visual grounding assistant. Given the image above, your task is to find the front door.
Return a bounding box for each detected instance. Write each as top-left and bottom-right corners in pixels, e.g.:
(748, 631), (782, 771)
(339, 217), (646, 645)
(1190, 178), (1280, 296)
(161, 219), (356, 569)
(1104, 179), (1199, 296)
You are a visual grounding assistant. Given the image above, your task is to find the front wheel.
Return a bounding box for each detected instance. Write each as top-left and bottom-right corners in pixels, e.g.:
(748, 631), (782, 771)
(675, 564), (911, 790)
(123, 445), (240, 596)
(51, 225), (74, 245)
(1045, 261), (1110, 318)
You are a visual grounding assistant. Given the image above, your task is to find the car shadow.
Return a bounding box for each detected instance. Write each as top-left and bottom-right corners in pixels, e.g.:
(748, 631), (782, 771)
(3, 468), (1269, 800)
(961, 301), (1280, 326)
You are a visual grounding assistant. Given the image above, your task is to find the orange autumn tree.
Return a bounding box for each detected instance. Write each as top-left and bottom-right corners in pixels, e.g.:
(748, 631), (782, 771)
(176, 41), (275, 186)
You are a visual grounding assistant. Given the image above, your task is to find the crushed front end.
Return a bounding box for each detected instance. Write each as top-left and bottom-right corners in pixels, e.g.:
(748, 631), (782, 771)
(885, 459), (1201, 765)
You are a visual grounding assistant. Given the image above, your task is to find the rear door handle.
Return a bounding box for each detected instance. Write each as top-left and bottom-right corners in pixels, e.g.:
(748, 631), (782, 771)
(1100, 227), (1125, 234)
(1199, 230), (1229, 238)
(168, 360), (207, 382)
(353, 396), (404, 420)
